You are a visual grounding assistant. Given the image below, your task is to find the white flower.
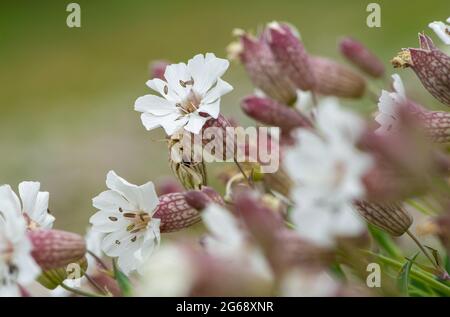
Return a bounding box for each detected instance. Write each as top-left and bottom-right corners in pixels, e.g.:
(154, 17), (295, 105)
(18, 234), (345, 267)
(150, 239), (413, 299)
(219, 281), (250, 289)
(375, 74), (407, 135)
(202, 204), (272, 281)
(90, 171), (161, 275)
(284, 101), (372, 247)
(429, 18), (450, 45)
(135, 53), (233, 135)
(0, 205), (41, 297)
(280, 269), (339, 297)
(0, 182), (54, 229)
(137, 244), (195, 297)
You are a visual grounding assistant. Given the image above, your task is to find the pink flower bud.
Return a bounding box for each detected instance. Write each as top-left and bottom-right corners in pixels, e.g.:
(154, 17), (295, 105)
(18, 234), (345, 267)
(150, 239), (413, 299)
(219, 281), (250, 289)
(241, 95), (312, 135)
(266, 22), (315, 91)
(339, 37), (385, 78)
(238, 33), (298, 105)
(392, 34), (450, 105)
(28, 229), (86, 270)
(37, 257), (88, 290)
(201, 114), (236, 160)
(434, 213), (450, 252)
(155, 177), (184, 195)
(414, 109), (450, 143)
(359, 123), (445, 202)
(154, 187), (223, 233)
(149, 60), (169, 80)
(311, 56), (367, 98)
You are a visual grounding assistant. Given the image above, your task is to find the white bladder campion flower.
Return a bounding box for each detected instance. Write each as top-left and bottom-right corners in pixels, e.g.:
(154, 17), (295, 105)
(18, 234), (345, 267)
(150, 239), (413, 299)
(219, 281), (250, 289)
(135, 53), (233, 135)
(429, 17), (450, 45)
(280, 269), (339, 297)
(137, 244), (196, 297)
(284, 101), (372, 247)
(375, 74), (407, 135)
(202, 204), (272, 281)
(0, 182), (54, 230)
(90, 171), (160, 275)
(0, 206), (41, 296)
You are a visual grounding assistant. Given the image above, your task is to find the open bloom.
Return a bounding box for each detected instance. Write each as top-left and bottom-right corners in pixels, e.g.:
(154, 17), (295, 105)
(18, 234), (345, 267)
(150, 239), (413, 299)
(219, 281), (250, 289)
(429, 17), (450, 45)
(284, 101), (372, 247)
(375, 74), (408, 134)
(0, 205), (40, 296)
(202, 204), (272, 281)
(376, 74), (450, 142)
(135, 53), (233, 135)
(0, 182), (54, 230)
(90, 171), (160, 274)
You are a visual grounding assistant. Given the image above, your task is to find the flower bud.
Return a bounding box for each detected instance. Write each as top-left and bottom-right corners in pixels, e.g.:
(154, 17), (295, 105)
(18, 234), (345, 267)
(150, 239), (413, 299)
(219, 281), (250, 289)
(392, 33), (450, 105)
(339, 37), (385, 78)
(154, 187), (222, 233)
(235, 31), (298, 105)
(155, 177), (184, 195)
(201, 114), (236, 161)
(311, 56), (366, 98)
(415, 109), (450, 143)
(354, 201), (412, 236)
(37, 256), (88, 290)
(241, 95), (312, 135)
(266, 22), (315, 91)
(433, 213), (450, 252)
(149, 60), (169, 80)
(28, 229), (86, 270)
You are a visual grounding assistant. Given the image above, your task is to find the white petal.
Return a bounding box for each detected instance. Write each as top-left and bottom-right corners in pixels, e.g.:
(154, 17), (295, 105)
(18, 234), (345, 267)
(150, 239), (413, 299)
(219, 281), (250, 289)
(0, 185), (22, 220)
(134, 94), (176, 116)
(163, 62), (191, 99)
(391, 74), (406, 100)
(160, 112), (188, 136)
(201, 78), (233, 105)
(188, 53), (230, 96)
(18, 181), (40, 216)
(92, 189), (133, 212)
(101, 229), (139, 258)
(197, 99), (220, 119)
(202, 204), (244, 250)
(291, 205), (335, 247)
(117, 247), (140, 275)
(378, 90), (396, 116)
(146, 78), (179, 102)
(140, 113), (164, 131)
(333, 204), (366, 237)
(184, 114), (208, 134)
(89, 210), (126, 233)
(105, 171), (142, 208)
(137, 182), (159, 214)
(429, 21), (450, 45)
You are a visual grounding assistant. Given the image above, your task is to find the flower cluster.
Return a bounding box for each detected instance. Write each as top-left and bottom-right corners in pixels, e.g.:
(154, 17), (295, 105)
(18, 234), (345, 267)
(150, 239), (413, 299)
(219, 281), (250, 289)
(2, 15), (450, 298)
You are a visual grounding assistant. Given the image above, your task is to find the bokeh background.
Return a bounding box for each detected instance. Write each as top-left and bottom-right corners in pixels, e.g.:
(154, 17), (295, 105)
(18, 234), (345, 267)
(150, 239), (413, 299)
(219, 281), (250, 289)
(0, 0), (448, 233)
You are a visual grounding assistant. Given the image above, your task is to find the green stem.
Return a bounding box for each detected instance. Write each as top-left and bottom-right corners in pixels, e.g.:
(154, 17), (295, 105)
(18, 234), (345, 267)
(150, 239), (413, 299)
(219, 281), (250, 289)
(60, 283), (106, 297)
(364, 251), (450, 296)
(406, 199), (435, 216)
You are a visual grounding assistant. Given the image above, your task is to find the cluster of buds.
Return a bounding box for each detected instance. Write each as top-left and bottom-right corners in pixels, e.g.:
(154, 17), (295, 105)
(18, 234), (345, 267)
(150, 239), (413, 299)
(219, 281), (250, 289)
(230, 22), (368, 105)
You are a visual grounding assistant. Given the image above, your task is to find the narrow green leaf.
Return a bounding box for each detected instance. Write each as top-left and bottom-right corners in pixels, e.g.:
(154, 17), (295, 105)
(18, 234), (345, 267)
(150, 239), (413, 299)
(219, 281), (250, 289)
(425, 246), (441, 267)
(368, 224), (403, 259)
(398, 252), (419, 296)
(113, 259), (132, 296)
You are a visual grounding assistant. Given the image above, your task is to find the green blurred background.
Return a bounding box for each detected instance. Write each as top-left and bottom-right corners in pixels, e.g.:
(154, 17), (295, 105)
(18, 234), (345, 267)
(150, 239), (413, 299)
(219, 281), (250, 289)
(0, 0), (448, 233)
